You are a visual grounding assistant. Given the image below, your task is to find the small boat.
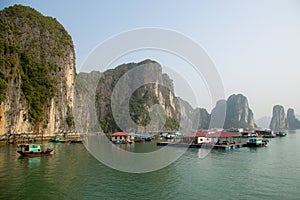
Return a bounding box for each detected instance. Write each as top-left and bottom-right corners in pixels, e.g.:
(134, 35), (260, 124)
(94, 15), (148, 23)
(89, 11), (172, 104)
(68, 139), (83, 143)
(17, 144), (54, 156)
(113, 140), (127, 144)
(134, 137), (145, 142)
(246, 138), (268, 147)
(165, 133), (175, 139)
(276, 131), (287, 137)
(49, 136), (68, 143)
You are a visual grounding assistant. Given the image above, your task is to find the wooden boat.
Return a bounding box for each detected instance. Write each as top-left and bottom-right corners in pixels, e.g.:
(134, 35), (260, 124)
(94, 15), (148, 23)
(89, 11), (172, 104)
(276, 131), (287, 137)
(49, 136), (68, 143)
(17, 144), (54, 156)
(165, 133), (175, 139)
(134, 139), (144, 142)
(68, 139), (83, 143)
(113, 140), (127, 144)
(246, 138), (268, 147)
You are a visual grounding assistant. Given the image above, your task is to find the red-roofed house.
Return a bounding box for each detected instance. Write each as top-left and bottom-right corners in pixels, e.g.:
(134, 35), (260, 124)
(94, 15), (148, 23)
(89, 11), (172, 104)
(111, 132), (134, 143)
(208, 132), (240, 138)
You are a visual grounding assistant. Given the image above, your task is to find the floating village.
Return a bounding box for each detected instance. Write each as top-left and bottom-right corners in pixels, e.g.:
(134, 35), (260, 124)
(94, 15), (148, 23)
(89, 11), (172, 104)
(0, 128), (287, 156)
(110, 129), (286, 150)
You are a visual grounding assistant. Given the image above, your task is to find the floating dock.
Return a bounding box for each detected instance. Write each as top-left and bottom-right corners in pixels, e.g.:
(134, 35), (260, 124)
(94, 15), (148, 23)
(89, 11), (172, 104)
(157, 142), (247, 150)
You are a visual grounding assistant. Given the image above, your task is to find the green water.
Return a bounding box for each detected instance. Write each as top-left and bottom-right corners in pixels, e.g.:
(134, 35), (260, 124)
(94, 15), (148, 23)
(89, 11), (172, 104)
(1, 131), (300, 200)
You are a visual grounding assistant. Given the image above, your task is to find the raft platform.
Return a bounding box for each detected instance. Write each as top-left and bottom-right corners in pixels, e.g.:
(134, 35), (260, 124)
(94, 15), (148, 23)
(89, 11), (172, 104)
(157, 142), (247, 150)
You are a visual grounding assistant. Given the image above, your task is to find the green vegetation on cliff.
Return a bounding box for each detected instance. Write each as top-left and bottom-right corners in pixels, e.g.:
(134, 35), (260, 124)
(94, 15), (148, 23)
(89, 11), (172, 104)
(19, 52), (56, 123)
(0, 5), (74, 124)
(95, 60), (180, 133)
(0, 72), (7, 103)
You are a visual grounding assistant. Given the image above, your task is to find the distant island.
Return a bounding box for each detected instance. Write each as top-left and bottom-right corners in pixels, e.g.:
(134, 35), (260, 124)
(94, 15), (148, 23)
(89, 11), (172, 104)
(0, 5), (299, 138)
(270, 106), (300, 131)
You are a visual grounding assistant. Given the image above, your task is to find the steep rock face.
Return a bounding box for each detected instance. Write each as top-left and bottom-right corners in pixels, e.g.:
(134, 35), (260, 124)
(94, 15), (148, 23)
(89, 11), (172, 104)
(286, 108), (300, 130)
(269, 105), (286, 130)
(0, 5), (75, 135)
(223, 94), (255, 129)
(196, 108), (210, 129)
(73, 71), (102, 133)
(177, 98), (210, 130)
(95, 60), (180, 133)
(210, 99), (226, 128)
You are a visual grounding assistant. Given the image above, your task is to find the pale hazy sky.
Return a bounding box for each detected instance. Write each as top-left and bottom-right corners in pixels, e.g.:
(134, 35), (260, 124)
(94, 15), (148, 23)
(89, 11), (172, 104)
(1, 0), (300, 119)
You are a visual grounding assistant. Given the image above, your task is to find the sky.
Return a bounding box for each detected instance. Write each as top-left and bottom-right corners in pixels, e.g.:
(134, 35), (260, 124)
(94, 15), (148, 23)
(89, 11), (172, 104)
(1, 0), (300, 119)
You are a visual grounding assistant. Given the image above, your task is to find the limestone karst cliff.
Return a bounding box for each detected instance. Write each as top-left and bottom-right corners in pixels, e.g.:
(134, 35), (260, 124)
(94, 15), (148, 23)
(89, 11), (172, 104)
(269, 105), (286, 131)
(224, 94), (255, 129)
(0, 5), (75, 135)
(212, 94), (255, 129)
(95, 60), (180, 133)
(93, 59), (211, 133)
(177, 97), (210, 130)
(74, 60), (211, 134)
(73, 71), (102, 133)
(286, 108), (300, 130)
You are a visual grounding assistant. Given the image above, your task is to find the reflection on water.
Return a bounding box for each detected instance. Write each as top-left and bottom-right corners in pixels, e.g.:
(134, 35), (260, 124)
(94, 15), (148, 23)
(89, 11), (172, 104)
(115, 140), (162, 153)
(16, 156), (43, 171)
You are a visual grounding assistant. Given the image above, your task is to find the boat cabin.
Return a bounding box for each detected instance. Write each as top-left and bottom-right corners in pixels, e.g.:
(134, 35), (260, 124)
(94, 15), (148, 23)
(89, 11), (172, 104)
(249, 138), (262, 145)
(18, 144), (42, 152)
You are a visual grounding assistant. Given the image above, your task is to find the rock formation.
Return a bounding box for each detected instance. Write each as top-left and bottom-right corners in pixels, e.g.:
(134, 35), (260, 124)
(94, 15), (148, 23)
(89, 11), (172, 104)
(94, 59), (211, 133)
(0, 5), (75, 135)
(269, 105), (286, 131)
(177, 97), (210, 130)
(223, 94), (255, 129)
(286, 108), (300, 130)
(210, 99), (226, 129)
(73, 71), (102, 133)
(94, 60), (179, 133)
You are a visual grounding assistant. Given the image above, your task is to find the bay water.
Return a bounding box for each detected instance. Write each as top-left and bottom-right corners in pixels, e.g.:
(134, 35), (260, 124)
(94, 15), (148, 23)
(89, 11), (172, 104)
(1, 130), (300, 199)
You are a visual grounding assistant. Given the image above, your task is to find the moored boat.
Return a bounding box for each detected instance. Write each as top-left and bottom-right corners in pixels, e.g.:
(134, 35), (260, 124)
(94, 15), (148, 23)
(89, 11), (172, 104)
(246, 138), (268, 147)
(49, 136), (68, 143)
(17, 144), (54, 156)
(68, 138), (83, 143)
(276, 131), (287, 137)
(165, 133), (175, 139)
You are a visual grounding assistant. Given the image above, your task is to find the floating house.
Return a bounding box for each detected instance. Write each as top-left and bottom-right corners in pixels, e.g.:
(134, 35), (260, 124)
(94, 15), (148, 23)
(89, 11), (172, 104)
(255, 130), (277, 138)
(207, 132), (241, 144)
(158, 131), (245, 150)
(129, 133), (152, 142)
(183, 132), (209, 144)
(111, 132), (134, 143)
(183, 131), (241, 144)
